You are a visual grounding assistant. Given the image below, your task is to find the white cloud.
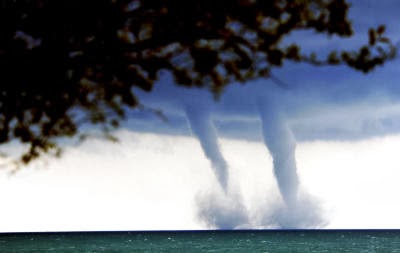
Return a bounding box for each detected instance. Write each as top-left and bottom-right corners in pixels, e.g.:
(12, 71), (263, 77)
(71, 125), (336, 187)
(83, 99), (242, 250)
(298, 135), (400, 228)
(1, 130), (400, 231)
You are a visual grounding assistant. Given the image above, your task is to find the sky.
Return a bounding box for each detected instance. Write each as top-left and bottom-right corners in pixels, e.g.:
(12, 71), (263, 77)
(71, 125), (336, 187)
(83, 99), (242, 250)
(2, 1), (400, 232)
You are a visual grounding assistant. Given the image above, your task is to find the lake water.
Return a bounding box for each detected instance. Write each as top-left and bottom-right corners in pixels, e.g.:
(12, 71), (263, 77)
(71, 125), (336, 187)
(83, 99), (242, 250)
(1, 230), (400, 252)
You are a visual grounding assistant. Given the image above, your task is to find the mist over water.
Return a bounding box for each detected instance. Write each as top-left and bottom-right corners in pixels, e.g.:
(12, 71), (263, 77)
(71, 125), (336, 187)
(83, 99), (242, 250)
(195, 188), (249, 229)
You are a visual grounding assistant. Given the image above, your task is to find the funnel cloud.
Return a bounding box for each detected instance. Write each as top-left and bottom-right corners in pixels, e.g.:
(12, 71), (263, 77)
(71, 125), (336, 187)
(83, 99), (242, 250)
(257, 96), (299, 206)
(256, 93), (324, 228)
(184, 93), (325, 229)
(185, 104), (229, 191)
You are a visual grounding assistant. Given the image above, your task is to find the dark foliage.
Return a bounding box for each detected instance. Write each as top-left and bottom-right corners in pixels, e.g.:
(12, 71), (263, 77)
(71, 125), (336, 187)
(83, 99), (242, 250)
(0, 0), (396, 164)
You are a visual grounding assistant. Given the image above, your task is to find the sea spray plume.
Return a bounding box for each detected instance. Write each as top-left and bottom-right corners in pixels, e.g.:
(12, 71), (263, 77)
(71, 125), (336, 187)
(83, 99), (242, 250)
(185, 104), (229, 191)
(259, 190), (327, 228)
(257, 95), (299, 207)
(196, 190), (249, 229)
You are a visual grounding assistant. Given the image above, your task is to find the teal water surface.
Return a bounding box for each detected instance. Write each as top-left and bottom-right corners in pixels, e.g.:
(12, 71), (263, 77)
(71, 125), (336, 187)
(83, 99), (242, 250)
(1, 230), (400, 252)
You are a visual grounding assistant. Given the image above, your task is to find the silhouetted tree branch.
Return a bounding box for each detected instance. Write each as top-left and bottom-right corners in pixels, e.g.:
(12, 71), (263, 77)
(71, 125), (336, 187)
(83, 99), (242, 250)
(0, 0), (396, 164)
